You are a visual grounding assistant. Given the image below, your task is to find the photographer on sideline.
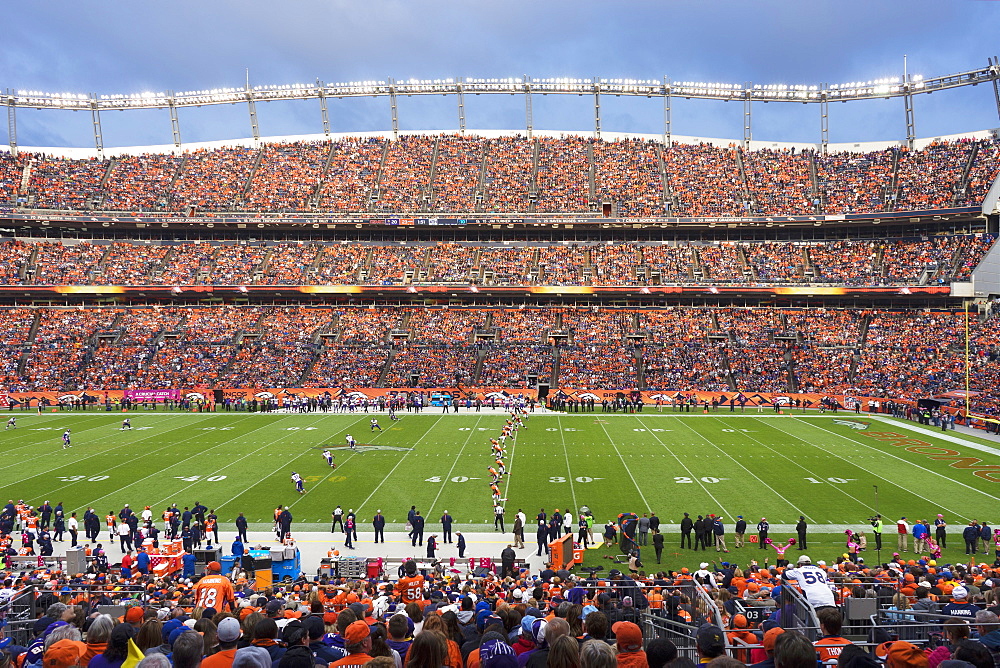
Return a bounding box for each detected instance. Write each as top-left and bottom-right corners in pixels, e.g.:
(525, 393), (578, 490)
(870, 514), (882, 551)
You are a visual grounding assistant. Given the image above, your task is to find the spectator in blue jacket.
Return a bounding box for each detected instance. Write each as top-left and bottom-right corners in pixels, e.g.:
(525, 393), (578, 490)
(913, 521), (929, 554)
(136, 547), (150, 575)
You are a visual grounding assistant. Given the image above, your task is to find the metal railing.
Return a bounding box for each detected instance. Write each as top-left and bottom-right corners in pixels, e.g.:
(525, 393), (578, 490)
(0, 585), (152, 647)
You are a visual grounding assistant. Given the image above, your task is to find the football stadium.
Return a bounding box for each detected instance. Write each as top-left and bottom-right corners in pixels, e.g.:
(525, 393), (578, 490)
(4, 3), (1000, 665)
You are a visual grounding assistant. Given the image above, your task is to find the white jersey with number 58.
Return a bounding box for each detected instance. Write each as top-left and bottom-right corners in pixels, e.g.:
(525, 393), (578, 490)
(784, 565), (836, 607)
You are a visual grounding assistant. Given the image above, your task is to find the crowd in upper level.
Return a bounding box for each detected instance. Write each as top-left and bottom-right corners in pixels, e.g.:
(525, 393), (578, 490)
(2, 134), (997, 216)
(1, 304), (998, 419)
(0, 235), (992, 286)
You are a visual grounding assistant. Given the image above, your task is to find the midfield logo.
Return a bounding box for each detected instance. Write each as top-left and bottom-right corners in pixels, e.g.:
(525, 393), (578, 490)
(833, 418), (870, 430)
(329, 445), (413, 452)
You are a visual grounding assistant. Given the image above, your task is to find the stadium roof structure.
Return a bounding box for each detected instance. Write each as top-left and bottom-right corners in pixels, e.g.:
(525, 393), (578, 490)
(5, 59), (1000, 157)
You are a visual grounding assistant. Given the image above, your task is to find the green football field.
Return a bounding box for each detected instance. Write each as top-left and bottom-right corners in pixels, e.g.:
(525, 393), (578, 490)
(3, 408), (1000, 554)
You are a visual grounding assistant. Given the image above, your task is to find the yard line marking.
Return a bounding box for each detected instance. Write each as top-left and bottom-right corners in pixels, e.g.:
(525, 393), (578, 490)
(632, 416), (731, 516)
(285, 415), (375, 511)
(871, 417), (1000, 457)
(595, 419), (652, 513)
(356, 415), (446, 515)
(0, 413), (131, 453)
(676, 417), (815, 523)
(152, 414), (334, 510)
(716, 419), (877, 515)
(797, 417), (1000, 507)
(0, 413), (184, 473)
(501, 422), (520, 503)
(769, 418), (975, 519)
(25, 414), (267, 502)
(427, 416), (484, 517)
(557, 416), (578, 515)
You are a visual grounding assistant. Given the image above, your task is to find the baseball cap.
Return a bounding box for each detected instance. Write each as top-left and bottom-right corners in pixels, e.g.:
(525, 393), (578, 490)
(480, 638), (517, 668)
(302, 615), (326, 640)
(43, 640), (88, 668)
(232, 647), (272, 668)
(168, 627), (191, 647)
(125, 606), (144, 624)
(732, 614), (748, 629)
(952, 586), (969, 599)
(887, 641), (929, 668)
(520, 615), (537, 636)
(207, 561), (221, 572)
(696, 625), (725, 654)
(265, 599), (284, 615)
(344, 620), (371, 645)
(217, 617), (242, 642)
(797, 555), (811, 564)
(612, 621), (643, 652)
(762, 627), (786, 652)
(581, 605), (598, 620)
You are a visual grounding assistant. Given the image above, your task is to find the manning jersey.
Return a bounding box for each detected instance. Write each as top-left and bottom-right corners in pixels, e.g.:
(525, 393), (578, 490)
(193, 574), (236, 611)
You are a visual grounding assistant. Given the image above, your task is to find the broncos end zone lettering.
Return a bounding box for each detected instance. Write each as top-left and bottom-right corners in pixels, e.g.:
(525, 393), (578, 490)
(858, 431), (1000, 483)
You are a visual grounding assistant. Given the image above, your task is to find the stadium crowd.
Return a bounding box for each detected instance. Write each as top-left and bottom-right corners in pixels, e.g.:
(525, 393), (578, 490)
(0, 236), (991, 287)
(4, 135), (998, 218)
(9, 508), (1000, 668)
(0, 305), (996, 408)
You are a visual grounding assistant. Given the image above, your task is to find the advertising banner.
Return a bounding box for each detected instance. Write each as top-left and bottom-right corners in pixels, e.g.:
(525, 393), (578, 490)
(123, 389), (182, 402)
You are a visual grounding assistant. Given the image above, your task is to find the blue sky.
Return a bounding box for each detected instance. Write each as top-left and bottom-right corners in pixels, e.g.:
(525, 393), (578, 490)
(4, 0), (999, 149)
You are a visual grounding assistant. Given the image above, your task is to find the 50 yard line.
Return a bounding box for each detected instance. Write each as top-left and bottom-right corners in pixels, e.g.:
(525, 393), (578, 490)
(557, 416), (579, 515)
(355, 415), (446, 516)
(285, 414), (375, 511)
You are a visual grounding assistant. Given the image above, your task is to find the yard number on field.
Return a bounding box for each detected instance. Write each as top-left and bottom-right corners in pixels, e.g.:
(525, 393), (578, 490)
(805, 477), (855, 484)
(425, 476), (482, 483)
(173, 475), (228, 482)
(56, 475), (110, 482)
(675, 476), (727, 483)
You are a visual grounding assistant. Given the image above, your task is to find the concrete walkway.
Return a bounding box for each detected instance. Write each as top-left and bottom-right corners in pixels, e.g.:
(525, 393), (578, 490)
(57, 530), (559, 575)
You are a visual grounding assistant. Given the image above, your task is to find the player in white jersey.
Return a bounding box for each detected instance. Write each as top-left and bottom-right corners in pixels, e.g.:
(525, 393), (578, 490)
(121, 418), (132, 430)
(322, 449), (335, 468)
(62, 430), (71, 449)
(782, 555), (837, 609)
(5, 417), (15, 430)
(346, 434), (357, 450)
(291, 472), (305, 494)
(370, 418), (381, 432)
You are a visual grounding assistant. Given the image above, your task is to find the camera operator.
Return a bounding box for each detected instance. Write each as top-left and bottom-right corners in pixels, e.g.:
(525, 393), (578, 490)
(869, 515), (882, 551)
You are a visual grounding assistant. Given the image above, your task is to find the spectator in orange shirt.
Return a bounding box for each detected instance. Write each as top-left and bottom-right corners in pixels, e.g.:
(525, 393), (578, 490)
(814, 607), (852, 663)
(328, 621), (375, 668)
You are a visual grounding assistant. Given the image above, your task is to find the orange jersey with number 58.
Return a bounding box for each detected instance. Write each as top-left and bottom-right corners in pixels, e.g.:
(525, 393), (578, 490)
(397, 575), (425, 604)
